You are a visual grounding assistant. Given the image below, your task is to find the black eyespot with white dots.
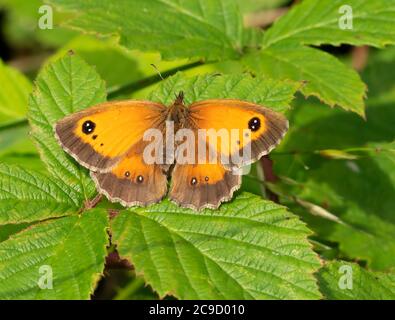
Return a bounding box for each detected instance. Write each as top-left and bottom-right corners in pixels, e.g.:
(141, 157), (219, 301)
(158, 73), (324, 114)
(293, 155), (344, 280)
(82, 120), (96, 135)
(125, 171), (130, 178)
(248, 117), (261, 132)
(204, 176), (209, 182)
(137, 175), (144, 183)
(191, 177), (198, 186)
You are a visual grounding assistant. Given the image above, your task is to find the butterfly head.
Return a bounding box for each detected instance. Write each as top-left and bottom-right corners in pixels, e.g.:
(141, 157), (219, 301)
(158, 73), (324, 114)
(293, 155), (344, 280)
(174, 91), (185, 105)
(168, 91), (187, 124)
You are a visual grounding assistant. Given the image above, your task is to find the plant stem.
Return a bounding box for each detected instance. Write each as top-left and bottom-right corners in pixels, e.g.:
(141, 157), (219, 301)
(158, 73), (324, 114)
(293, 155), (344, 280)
(84, 194), (103, 210)
(259, 155), (279, 203)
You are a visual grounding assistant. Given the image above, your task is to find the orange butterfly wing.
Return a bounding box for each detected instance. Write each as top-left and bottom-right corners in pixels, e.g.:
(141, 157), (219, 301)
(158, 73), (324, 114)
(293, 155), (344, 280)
(91, 142), (168, 207)
(169, 162), (240, 210)
(169, 99), (288, 210)
(55, 100), (166, 172)
(55, 100), (168, 207)
(55, 96), (288, 210)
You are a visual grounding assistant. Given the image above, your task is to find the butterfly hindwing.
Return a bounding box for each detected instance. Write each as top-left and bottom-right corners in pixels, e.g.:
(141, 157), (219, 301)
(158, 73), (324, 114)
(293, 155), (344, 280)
(91, 142), (168, 207)
(169, 162), (241, 210)
(55, 100), (166, 172)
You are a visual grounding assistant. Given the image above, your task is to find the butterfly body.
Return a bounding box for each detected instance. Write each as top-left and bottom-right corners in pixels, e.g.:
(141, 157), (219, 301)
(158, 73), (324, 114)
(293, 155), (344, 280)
(55, 93), (288, 210)
(166, 93), (189, 125)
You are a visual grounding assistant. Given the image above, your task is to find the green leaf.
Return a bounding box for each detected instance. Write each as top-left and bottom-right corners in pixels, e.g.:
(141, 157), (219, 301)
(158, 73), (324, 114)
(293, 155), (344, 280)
(0, 155), (44, 172)
(317, 261), (395, 300)
(48, 35), (143, 91)
(262, 0), (395, 49)
(49, 35), (195, 95)
(111, 193), (322, 300)
(243, 43), (366, 116)
(0, 209), (108, 299)
(0, 60), (37, 162)
(0, 0), (76, 48)
(273, 96), (395, 270)
(148, 72), (300, 113)
(0, 59), (32, 125)
(28, 53), (107, 201)
(362, 45), (395, 106)
(244, 0), (395, 117)
(48, 0), (258, 61)
(0, 123), (36, 156)
(0, 163), (80, 224)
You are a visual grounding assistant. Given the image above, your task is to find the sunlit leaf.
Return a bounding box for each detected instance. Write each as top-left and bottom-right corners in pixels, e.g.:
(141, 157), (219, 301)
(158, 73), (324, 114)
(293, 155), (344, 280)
(112, 194), (322, 300)
(317, 261), (395, 300)
(262, 0), (395, 49)
(0, 209), (108, 299)
(243, 44), (366, 116)
(48, 0), (259, 61)
(28, 53), (107, 201)
(0, 163), (80, 224)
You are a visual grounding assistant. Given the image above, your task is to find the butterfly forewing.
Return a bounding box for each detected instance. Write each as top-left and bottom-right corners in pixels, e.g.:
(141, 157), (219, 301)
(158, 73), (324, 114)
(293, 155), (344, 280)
(55, 100), (167, 172)
(187, 99), (289, 168)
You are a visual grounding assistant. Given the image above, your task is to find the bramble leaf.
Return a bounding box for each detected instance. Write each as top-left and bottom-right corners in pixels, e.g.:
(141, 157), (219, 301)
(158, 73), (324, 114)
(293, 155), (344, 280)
(271, 47), (395, 271)
(262, 0), (395, 49)
(250, 0), (395, 117)
(243, 43), (367, 116)
(0, 209), (108, 299)
(112, 193), (322, 300)
(148, 72), (300, 113)
(28, 53), (107, 201)
(0, 163), (80, 224)
(317, 261), (395, 300)
(48, 0), (259, 61)
(273, 101), (395, 270)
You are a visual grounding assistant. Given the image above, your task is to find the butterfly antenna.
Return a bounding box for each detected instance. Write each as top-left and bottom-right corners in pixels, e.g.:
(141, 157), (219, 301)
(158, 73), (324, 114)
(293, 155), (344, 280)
(150, 64), (164, 81)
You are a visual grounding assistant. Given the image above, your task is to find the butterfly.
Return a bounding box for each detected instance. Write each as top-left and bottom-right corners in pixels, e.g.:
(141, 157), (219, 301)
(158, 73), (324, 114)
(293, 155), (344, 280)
(54, 92), (288, 210)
